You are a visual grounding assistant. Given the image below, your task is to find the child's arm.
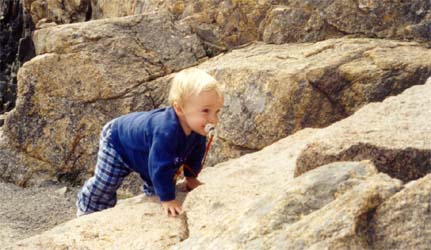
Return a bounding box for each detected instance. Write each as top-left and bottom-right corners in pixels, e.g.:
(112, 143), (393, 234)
(148, 132), (181, 215)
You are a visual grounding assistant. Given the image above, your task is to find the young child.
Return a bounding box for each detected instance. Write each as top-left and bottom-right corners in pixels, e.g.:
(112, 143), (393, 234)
(76, 68), (224, 217)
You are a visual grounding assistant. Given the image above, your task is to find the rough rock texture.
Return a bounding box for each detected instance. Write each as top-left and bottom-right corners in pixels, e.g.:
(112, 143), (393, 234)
(262, 0), (431, 44)
(90, 0), (165, 20)
(201, 38), (431, 164)
(2, 37), (431, 186)
(7, 190), (189, 250)
(6, 77), (431, 249)
(295, 78), (431, 182)
(178, 162), (401, 250)
(1, 11), (206, 186)
(370, 174), (431, 250)
(0, 128), (51, 186)
(23, 0), (91, 25)
(89, 0), (431, 49)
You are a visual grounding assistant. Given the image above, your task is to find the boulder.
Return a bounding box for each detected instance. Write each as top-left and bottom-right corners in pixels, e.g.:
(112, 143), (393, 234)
(177, 161), (401, 250)
(89, 0), (431, 48)
(295, 78), (431, 182)
(1, 11), (206, 186)
(263, 0), (431, 44)
(370, 174), (431, 250)
(23, 0), (91, 25)
(200, 38), (431, 165)
(7, 194), (188, 250)
(3, 36), (431, 186)
(6, 74), (431, 250)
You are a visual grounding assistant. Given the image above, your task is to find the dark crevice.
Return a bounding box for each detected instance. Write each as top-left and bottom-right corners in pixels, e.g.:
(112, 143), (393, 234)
(356, 207), (378, 248)
(0, 0), (35, 116)
(296, 143), (431, 183)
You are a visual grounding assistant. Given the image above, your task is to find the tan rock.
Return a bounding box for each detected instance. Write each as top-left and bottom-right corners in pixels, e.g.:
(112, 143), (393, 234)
(91, 0), (165, 19)
(6, 75), (430, 249)
(8, 195), (188, 250)
(177, 161), (393, 250)
(3, 37), (431, 186)
(262, 0), (431, 44)
(264, 174), (402, 250)
(295, 78), (431, 182)
(199, 38), (431, 165)
(2, 11), (206, 186)
(89, 1), (431, 48)
(370, 174), (431, 250)
(23, 0), (91, 25)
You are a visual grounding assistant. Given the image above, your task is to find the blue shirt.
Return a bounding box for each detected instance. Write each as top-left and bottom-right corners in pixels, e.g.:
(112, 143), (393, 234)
(109, 107), (206, 201)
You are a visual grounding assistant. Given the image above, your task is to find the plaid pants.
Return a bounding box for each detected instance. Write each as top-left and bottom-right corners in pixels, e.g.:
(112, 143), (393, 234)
(76, 120), (132, 213)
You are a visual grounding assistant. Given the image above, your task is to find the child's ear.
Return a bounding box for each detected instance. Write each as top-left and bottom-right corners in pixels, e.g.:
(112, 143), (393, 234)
(173, 102), (184, 116)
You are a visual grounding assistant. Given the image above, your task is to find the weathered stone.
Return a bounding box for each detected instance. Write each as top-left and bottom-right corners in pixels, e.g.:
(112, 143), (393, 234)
(6, 75), (430, 249)
(92, 0), (270, 52)
(370, 174), (431, 250)
(89, 0), (431, 49)
(177, 161), (392, 250)
(23, 0), (91, 25)
(90, 0), (165, 20)
(199, 38), (431, 165)
(7, 194), (188, 250)
(262, 0), (431, 44)
(263, 174), (402, 250)
(0, 128), (52, 186)
(1, 11), (206, 185)
(295, 78), (431, 182)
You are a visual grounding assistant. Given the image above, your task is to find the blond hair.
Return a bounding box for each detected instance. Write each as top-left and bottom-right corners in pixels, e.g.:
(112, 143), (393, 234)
(168, 68), (222, 106)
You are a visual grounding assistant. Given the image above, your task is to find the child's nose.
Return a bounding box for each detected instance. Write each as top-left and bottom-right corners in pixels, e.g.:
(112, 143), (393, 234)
(209, 113), (218, 124)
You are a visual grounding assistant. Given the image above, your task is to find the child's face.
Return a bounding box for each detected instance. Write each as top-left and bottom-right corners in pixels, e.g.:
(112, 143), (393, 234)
(176, 90), (223, 136)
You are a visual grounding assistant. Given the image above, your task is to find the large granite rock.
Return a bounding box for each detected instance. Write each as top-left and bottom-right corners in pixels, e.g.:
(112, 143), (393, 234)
(1, 11), (206, 186)
(295, 78), (431, 182)
(262, 0), (431, 44)
(201, 38), (431, 165)
(89, 0), (431, 48)
(6, 75), (431, 250)
(2, 36), (431, 186)
(23, 0), (91, 25)
(370, 173), (431, 249)
(7, 194), (189, 250)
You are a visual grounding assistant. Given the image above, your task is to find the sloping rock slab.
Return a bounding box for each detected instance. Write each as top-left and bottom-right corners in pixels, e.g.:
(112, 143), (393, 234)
(296, 78), (431, 182)
(370, 174), (431, 250)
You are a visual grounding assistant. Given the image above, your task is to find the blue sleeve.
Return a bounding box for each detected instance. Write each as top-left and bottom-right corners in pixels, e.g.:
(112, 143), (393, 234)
(148, 131), (177, 202)
(184, 137), (206, 177)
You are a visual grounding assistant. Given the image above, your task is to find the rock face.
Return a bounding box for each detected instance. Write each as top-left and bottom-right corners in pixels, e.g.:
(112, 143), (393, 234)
(295, 78), (431, 182)
(2, 36), (431, 187)
(200, 39), (431, 165)
(262, 0), (431, 44)
(90, 0), (431, 48)
(2, 11), (206, 186)
(8, 192), (190, 250)
(371, 174), (431, 249)
(23, 0), (91, 25)
(6, 75), (431, 250)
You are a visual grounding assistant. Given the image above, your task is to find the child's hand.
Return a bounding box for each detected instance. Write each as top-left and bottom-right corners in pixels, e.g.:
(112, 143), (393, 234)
(182, 177), (203, 192)
(161, 200), (182, 217)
